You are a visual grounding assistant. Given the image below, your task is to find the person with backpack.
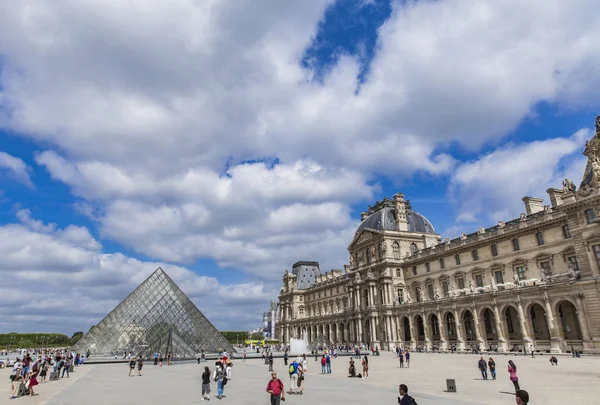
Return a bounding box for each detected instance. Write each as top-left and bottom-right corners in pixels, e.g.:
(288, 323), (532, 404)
(213, 363), (226, 399)
(288, 360), (299, 394)
(398, 384), (417, 405)
(201, 366), (211, 401)
(325, 353), (331, 374)
(266, 372), (285, 405)
(320, 355), (326, 374)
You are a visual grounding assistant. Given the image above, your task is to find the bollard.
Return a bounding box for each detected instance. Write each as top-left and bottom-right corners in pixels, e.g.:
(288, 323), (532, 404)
(446, 379), (456, 393)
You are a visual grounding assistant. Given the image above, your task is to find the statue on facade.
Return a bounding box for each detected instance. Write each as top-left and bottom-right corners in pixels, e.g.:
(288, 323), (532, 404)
(513, 270), (520, 285)
(562, 178), (576, 193)
(451, 284), (457, 297)
(415, 287), (422, 302)
(539, 267), (547, 283)
(477, 227), (485, 235)
(380, 241), (387, 256)
(355, 272), (361, 282)
(519, 213), (527, 221)
(460, 233), (467, 241)
(434, 286), (440, 300)
(404, 290), (412, 304)
(567, 262), (581, 281)
(349, 254), (354, 268)
(497, 220), (505, 228)
(469, 279), (475, 294)
(490, 275), (497, 291)
(366, 269), (375, 279)
(445, 237), (450, 245)
(370, 245), (377, 261)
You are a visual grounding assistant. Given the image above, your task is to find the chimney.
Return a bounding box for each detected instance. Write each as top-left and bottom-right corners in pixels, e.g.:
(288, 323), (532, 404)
(546, 188), (565, 207)
(522, 197), (544, 215)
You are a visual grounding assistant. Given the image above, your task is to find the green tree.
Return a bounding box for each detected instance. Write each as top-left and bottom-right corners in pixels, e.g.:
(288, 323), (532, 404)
(70, 331), (84, 345)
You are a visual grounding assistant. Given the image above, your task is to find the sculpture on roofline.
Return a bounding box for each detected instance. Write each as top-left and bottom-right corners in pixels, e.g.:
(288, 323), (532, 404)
(562, 178), (576, 193)
(434, 286), (440, 300)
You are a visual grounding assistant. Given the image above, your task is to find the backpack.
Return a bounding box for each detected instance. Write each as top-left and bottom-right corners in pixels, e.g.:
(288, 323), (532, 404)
(289, 364), (295, 374)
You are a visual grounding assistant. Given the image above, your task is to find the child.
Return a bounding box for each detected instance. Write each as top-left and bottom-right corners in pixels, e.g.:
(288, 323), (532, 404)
(40, 363), (49, 383)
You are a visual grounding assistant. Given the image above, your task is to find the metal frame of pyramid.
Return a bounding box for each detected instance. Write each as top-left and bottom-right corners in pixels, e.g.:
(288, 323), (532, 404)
(72, 267), (234, 358)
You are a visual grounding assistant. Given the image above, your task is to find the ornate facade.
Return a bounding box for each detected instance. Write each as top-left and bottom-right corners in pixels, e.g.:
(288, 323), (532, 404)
(277, 116), (600, 354)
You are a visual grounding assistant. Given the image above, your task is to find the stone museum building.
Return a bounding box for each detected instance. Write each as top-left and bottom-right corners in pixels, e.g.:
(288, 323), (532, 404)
(277, 117), (600, 354)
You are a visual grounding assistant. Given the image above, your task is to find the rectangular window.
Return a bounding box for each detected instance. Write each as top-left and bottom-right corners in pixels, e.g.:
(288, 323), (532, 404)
(568, 256), (579, 271)
(442, 281), (449, 297)
(412, 266), (417, 275)
(536, 232), (544, 246)
(512, 239), (520, 251)
(396, 269), (401, 277)
(540, 261), (552, 277)
(458, 278), (465, 289)
(472, 249), (479, 261)
(398, 289), (404, 304)
(440, 258), (445, 269)
(427, 284), (434, 300)
(475, 274), (483, 288)
(516, 265), (527, 280)
(455, 254), (461, 265)
(495, 270), (504, 284)
(593, 245), (600, 269)
(585, 209), (597, 224)
(563, 225), (571, 239)
(491, 244), (498, 257)
(425, 262), (430, 272)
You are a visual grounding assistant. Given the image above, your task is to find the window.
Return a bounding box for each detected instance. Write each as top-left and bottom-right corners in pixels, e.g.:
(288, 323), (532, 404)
(440, 258), (445, 269)
(536, 232), (544, 246)
(494, 270), (504, 284)
(567, 256), (579, 271)
(427, 284), (434, 300)
(425, 262), (430, 272)
(365, 248), (371, 263)
(515, 265), (527, 280)
(457, 278), (465, 289)
(455, 254), (461, 265)
(300, 296), (304, 301)
(410, 243), (418, 255)
(585, 208), (596, 224)
(512, 238), (520, 251)
(392, 242), (401, 259)
(412, 266), (417, 275)
(472, 249), (479, 261)
(397, 288), (404, 304)
(442, 280), (449, 297)
(540, 261), (552, 277)
(491, 244), (498, 257)
(475, 274), (483, 288)
(395, 268), (402, 278)
(593, 245), (600, 269)
(563, 225), (571, 239)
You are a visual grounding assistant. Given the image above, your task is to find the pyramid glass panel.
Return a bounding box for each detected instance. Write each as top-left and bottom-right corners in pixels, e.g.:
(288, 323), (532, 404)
(72, 267), (234, 358)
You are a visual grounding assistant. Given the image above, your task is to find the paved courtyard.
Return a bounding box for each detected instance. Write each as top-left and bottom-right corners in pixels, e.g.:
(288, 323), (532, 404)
(2, 352), (600, 404)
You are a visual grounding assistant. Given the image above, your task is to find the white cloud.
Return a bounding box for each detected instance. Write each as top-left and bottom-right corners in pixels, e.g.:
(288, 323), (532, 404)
(0, 212), (273, 333)
(0, 151), (33, 188)
(448, 129), (589, 228)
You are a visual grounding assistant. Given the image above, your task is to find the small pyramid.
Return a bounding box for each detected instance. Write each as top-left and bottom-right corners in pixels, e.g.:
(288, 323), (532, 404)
(72, 267), (234, 358)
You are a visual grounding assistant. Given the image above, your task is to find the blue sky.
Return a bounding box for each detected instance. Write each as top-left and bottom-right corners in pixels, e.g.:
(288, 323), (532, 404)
(1, 0), (599, 333)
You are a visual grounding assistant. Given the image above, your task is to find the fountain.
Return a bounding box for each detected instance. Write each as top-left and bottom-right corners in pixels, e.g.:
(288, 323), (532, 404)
(289, 330), (310, 355)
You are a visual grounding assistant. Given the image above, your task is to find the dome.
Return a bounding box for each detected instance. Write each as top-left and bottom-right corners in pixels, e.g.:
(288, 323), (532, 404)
(356, 207), (436, 235)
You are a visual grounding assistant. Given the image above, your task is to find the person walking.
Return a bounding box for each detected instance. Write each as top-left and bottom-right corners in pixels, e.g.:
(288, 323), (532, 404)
(26, 368), (38, 396)
(488, 357), (496, 380)
(283, 351), (288, 366)
(242, 350), (246, 362)
(202, 366), (211, 401)
(154, 352), (159, 365)
(508, 360), (520, 392)
(129, 357), (136, 377)
(478, 356), (488, 380)
(269, 353), (274, 372)
(399, 352), (404, 368)
(516, 389), (529, 405)
(405, 351), (410, 368)
(529, 344), (535, 358)
(398, 384), (415, 405)
(326, 353), (331, 374)
(297, 364), (305, 395)
(288, 360), (299, 394)
(362, 356), (368, 379)
(137, 357), (144, 376)
(213, 363), (225, 399)
(266, 372), (285, 405)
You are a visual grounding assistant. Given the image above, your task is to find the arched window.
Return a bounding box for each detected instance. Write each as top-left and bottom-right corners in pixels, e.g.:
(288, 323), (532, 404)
(410, 243), (418, 255)
(392, 242), (401, 259)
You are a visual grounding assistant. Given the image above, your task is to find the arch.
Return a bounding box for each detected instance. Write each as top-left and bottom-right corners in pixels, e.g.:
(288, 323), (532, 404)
(529, 303), (550, 340)
(415, 314), (425, 344)
(445, 312), (457, 339)
(402, 316), (411, 342)
(429, 313), (440, 339)
(504, 305), (522, 340)
(557, 300), (583, 341)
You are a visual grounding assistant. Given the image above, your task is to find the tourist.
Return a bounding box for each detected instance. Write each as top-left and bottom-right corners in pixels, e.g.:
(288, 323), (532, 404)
(288, 360), (299, 394)
(516, 389), (529, 405)
(62, 357), (71, 378)
(320, 355), (326, 373)
(405, 351), (411, 368)
(9, 366), (22, 399)
(508, 360), (520, 392)
(226, 360), (232, 380)
(348, 358), (356, 377)
(399, 352), (404, 368)
(549, 356), (558, 366)
(302, 354), (307, 373)
(202, 366), (211, 401)
(159, 353), (163, 367)
(488, 357), (496, 380)
(242, 350), (246, 362)
(26, 367), (38, 396)
(198, 352), (203, 364)
(154, 352), (159, 365)
(529, 344), (535, 358)
(266, 372), (285, 405)
(168, 352), (173, 365)
(297, 364), (305, 395)
(362, 356), (368, 379)
(137, 357), (144, 376)
(213, 363), (226, 399)
(478, 356), (488, 380)
(269, 353), (274, 372)
(129, 357), (136, 377)
(39, 362), (49, 383)
(398, 384), (414, 405)
(326, 352), (332, 374)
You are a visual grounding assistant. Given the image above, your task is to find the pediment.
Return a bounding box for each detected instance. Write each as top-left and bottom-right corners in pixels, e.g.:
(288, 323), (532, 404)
(348, 229), (382, 249)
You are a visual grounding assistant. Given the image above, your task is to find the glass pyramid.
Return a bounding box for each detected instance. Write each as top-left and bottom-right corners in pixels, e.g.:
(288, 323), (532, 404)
(72, 267), (234, 358)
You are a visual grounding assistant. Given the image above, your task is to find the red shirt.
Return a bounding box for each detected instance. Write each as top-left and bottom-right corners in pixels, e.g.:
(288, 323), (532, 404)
(267, 379), (284, 395)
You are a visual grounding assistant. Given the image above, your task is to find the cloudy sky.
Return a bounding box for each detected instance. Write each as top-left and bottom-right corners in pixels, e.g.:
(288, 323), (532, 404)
(1, 0), (599, 335)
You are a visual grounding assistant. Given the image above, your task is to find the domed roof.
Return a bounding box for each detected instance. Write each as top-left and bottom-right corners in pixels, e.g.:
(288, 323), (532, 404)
(356, 207), (436, 235)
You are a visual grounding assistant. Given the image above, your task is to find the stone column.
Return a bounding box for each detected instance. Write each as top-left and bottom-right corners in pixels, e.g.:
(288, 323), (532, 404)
(357, 316), (363, 343)
(356, 287), (361, 309)
(471, 304), (485, 346)
(516, 298), (533, 348)
(454, 308), (466, 350)
(491, 302), (507, 352)
(408, 315), (417, 350)
(543, 293), (563, 353)
(422, 312), (431, 349)
(386, 315), (393, 349)
(574, 293), (592, 342)
(437, 310), (448, 350)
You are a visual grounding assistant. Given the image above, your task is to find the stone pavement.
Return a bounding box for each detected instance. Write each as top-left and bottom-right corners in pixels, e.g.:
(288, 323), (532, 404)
(2, 352), (599, 404)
